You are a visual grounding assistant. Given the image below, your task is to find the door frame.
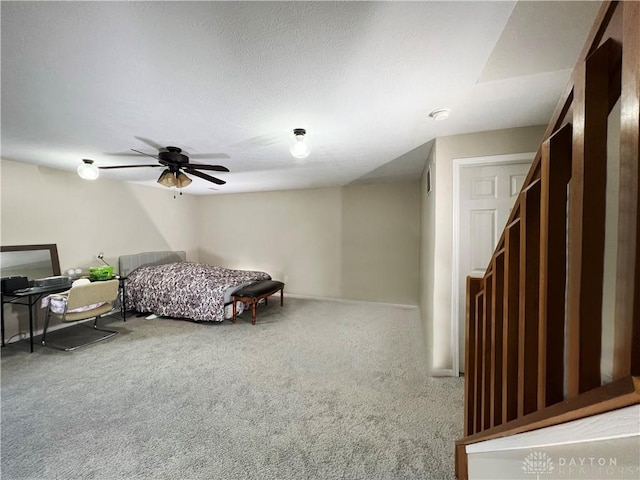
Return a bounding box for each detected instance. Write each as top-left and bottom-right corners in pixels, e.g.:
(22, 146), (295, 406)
(451, 152), (535, 376)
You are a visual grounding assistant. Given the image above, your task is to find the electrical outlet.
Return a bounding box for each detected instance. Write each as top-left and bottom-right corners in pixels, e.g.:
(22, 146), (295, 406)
(284, 275), (289, 283)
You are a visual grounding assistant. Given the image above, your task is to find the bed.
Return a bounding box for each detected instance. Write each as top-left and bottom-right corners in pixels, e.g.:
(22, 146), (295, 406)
(119, 251), (270, 322)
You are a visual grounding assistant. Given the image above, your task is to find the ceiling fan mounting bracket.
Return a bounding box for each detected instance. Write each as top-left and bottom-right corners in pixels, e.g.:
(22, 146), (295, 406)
(159, 147), (189, 164)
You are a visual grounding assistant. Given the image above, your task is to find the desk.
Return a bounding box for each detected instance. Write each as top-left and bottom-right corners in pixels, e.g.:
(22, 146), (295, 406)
(1, 278), (128, 353)
(1, 285), (71, 352)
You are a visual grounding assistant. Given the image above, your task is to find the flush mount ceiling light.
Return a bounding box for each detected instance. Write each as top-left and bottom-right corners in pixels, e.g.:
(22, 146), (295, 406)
(428, 108), (451, 121)
(77, 159), (99, 180)
(290, 128), (311, 159)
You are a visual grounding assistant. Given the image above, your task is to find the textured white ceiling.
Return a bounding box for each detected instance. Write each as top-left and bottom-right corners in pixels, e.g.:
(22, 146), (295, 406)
(1, 1), (600, 195)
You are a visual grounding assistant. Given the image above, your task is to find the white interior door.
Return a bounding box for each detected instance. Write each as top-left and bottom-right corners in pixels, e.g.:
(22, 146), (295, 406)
(457, 161), (531, 372)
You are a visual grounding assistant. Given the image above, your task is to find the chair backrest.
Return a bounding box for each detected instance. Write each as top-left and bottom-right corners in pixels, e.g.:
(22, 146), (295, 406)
(65, 279), (119, 311)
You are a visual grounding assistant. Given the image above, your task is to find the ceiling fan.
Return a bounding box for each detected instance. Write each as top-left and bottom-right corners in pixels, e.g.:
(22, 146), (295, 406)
(101, 138), (229, 187)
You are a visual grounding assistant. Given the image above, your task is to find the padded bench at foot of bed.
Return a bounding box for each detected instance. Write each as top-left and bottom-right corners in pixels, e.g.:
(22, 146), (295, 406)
(231, 280), (285, 325)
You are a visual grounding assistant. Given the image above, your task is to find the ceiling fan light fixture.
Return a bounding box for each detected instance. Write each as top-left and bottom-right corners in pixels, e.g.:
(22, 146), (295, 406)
(176, 172), (192, 188)
(428, 108), (451, 121)
(77, 159), (100, 180)
(157, 169), (178, 188)
(290, 128), (310, 159)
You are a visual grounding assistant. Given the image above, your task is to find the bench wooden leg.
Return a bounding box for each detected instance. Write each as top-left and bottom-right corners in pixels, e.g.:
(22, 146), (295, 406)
(251, 299), (257, 325)
(232, 286), (284, 325)
(232, 298), (237, 323)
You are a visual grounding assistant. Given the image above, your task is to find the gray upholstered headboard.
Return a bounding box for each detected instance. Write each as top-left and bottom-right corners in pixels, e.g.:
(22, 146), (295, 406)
(119, 251), (186, 277)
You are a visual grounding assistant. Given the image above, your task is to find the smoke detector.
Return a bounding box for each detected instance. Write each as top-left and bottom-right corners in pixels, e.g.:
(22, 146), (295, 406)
(428, 108), (451, 121)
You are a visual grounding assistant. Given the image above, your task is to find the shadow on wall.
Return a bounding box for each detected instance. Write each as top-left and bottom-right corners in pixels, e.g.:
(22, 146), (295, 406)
(347, 139), (434, 185)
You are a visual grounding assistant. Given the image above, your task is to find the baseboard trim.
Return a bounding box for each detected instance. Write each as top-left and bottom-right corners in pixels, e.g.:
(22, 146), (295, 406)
(4, 321), (69, 345)
(3, 296), (417, 345)
(466, 404), (640, 454)
(284, 293), (418, 310)
(430, 368), (458, 377)
(3, 310), (121, 345)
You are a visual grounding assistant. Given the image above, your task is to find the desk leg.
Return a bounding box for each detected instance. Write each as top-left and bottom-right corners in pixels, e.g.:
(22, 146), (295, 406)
(121, 282), (126, 322)
(1, 294), (5, 347)
(28, 300), (34, 353)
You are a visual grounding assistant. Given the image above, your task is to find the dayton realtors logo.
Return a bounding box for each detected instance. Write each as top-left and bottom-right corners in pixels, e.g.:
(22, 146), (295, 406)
(522, 451), (554, 479)
(521, 451), (635, 478)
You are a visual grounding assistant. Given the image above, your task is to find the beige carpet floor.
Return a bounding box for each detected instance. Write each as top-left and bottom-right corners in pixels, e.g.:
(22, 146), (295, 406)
(1, 297), (463, 479)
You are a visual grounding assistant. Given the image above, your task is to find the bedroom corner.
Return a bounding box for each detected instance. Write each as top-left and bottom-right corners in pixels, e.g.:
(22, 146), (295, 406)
(0, 158), (200, 340)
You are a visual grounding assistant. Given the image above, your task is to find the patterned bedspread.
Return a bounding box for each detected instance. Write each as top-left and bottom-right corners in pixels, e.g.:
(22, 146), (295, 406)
(124, 262), (270, 322)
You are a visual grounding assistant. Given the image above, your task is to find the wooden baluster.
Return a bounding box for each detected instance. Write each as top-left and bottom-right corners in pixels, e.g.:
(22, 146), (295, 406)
(474, 291), (484, 434)
(567, 39), (622, 396)
(491, 251), (505, 427)
(465, 276), (483, 436)
(503, 217), (521, 423)
(614, 1), (640, 379)
(538, 125), (573, 409)
(482, 274), (493, 430)
(519, 180), (542, 417)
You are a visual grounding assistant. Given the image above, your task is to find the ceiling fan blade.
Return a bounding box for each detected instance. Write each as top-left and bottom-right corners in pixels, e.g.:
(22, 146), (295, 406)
(184, 168), (226, 185)
(99, 164), (161, 170)
(185, 163), (230, 172)
(187, 153), (230, 160)
(106, 152), (151, 157)
(134, 136), (164, 150)
(131, 149), (160, 159)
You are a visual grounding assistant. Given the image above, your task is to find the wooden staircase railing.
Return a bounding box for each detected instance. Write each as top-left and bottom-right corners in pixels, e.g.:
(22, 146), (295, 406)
(455, 2), (640, 478)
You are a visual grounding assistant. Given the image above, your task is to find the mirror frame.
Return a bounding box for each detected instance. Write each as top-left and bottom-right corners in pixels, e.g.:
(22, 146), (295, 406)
(0, 244), (62, 276)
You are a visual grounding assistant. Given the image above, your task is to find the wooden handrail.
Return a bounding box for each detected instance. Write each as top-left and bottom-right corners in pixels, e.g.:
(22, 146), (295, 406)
(455, 2), (640, 478)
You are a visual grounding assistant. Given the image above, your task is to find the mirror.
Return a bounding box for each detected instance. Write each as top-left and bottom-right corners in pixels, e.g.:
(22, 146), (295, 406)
(0, 244), (61, 280)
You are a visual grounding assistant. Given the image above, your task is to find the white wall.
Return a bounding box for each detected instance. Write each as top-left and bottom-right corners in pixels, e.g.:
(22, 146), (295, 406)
(198, 182), (421, 305)
(420, 149), (437, 371)
(421, 126), (546, 374)
(601, 99), (621, 383)
(198, 187), (343, 298)
(340, 183), (421, 305)
(0, 159), (199, 338)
